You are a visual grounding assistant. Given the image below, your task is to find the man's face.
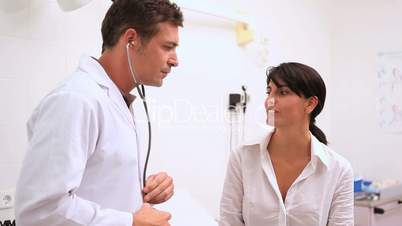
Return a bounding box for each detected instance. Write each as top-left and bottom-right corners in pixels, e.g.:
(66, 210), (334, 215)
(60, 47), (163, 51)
(131, 22), (179, 87)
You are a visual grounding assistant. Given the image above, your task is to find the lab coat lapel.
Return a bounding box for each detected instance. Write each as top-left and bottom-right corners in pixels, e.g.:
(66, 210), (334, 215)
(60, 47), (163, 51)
(78, 55), (136, 130)
(130, 101), (147, 182)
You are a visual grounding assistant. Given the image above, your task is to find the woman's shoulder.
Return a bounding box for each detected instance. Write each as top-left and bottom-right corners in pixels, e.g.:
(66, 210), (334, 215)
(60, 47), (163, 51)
(229, 135), (266, 168)
(236, 127), (274, 156)
(321, 144), (353, 174)
(231, 143), (260, 160)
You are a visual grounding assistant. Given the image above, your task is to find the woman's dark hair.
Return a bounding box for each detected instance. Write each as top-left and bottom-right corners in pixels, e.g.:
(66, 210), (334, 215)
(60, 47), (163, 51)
(266, 62), (328, 144)
(101, 0), (183, 52)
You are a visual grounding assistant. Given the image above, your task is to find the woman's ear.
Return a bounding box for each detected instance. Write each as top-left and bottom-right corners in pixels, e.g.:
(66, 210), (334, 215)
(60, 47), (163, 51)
(305, 96), (318, 114)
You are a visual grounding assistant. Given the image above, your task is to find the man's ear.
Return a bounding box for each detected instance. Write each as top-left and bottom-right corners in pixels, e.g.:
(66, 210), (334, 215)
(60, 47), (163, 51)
(122, 28), (140, 48)
(305, 96), (318, 114)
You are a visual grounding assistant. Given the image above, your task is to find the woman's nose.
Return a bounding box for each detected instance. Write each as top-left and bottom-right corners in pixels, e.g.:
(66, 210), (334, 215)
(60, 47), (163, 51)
(266, 97), (275, 110)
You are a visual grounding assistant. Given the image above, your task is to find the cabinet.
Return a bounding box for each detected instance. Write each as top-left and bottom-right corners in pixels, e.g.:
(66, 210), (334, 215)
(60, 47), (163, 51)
(355, 196), (402, 226)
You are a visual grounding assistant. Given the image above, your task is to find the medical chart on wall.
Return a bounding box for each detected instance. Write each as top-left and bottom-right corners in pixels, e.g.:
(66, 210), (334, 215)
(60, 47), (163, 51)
(377, 51), (402, 133)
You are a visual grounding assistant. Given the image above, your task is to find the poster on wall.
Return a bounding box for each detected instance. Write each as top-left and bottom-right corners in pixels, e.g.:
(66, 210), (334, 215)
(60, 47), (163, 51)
(377, 51), (402, 133)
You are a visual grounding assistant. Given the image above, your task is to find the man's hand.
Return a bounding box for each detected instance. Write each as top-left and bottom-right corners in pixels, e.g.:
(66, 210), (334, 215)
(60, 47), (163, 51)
(133, 203), (171, 226)
(143, 172), (174, 204)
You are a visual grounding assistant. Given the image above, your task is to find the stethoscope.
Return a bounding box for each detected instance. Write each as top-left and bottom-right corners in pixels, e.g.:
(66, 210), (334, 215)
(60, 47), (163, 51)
(126, 42), (151, 189)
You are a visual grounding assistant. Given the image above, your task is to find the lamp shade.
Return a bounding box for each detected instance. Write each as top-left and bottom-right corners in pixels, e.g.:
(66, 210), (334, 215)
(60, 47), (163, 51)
(0, 0), (29, 12)
(57, 0), (92, 11)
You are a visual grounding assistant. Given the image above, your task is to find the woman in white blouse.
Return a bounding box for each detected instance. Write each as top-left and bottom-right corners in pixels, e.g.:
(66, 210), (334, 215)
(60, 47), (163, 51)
(219, 62), (354, 226)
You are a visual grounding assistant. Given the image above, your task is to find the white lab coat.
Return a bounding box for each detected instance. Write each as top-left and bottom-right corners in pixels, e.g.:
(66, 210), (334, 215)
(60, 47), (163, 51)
(219, 129), (354, 226)
(15, 56), (146, 226)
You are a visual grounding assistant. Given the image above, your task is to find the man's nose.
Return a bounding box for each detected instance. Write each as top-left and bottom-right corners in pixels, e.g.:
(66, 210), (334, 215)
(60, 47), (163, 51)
(168, 53), (178, 67)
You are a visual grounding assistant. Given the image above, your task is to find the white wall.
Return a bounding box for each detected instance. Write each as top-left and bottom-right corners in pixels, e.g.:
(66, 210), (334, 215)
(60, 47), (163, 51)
(0, 0), (331, 219)
(147, 0), (332, 217)
(328, 0), (402, 181)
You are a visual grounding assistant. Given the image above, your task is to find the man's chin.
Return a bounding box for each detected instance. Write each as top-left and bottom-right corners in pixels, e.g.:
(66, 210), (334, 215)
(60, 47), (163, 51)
(143, 80), (163, 87)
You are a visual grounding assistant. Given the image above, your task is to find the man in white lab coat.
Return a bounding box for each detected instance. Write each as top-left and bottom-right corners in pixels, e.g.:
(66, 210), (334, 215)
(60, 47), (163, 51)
(15, 0), (183, 225)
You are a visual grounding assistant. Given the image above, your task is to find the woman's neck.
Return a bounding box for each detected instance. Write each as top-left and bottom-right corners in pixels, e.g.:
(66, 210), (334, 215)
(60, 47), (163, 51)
(268, 126), (311, 159)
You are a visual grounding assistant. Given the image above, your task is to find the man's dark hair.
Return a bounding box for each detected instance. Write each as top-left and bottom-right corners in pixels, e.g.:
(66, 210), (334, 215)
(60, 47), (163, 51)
(101, 0), (183, 52)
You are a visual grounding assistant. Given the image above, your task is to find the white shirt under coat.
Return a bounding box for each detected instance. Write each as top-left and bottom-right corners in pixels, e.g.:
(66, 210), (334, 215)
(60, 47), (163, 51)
(219, 129), (354, 226)
(15, 56), (146, 226)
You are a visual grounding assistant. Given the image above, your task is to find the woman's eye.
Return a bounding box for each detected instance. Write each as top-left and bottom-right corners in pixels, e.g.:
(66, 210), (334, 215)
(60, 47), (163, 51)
(280, 90), (289, 95)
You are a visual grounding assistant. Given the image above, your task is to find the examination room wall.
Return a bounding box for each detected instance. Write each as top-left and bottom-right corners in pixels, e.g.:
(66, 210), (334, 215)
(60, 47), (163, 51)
(0, 0), (331, 219)
(133, 0), (331, 217)
(328, 0), (402, 182)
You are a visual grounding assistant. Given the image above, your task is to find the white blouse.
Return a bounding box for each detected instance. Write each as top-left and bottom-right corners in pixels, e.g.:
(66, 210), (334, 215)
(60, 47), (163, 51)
(219, 130), (354, 226)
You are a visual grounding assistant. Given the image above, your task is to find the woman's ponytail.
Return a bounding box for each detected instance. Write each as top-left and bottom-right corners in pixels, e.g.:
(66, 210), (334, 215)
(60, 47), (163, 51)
(309, 120), (327, 145)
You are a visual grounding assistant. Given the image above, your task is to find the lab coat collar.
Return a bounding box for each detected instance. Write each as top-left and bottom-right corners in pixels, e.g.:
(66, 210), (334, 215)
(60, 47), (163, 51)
(77, 55), (136, 105)
(77, 55), (137, 128)
(245, 127), (330, 169)
(78, 55), (111, 89)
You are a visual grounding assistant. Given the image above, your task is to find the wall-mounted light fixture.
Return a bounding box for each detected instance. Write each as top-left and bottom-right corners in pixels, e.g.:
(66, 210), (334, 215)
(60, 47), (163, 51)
(57, 0), (93, 12)
(172, 0), (254, 46)
(0, 0), (29, 12)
